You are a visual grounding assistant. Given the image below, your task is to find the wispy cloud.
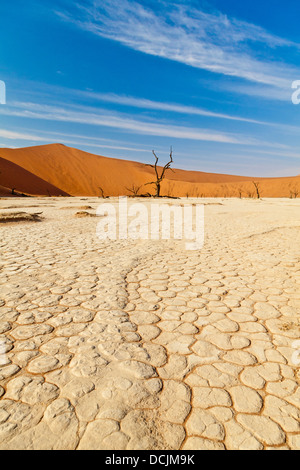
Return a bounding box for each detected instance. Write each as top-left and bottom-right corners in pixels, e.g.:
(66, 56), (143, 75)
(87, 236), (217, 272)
(7, 78), (270, 124)
(222, 82), (293, 102)
(0, 100), (293, 151)
(7, 78), (294, 126)
(0, 101), (245, 144)
(73, 90), (269, 125)
(73, 90), (300, 133)
(56, 0), (300, 89)
(0, 126), (153, 153)
(0, 129), (45, 141)
(29, 129), (151, 152)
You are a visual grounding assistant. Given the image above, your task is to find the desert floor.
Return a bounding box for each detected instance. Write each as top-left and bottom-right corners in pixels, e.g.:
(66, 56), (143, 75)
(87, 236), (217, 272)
(0, 197), (299, 450)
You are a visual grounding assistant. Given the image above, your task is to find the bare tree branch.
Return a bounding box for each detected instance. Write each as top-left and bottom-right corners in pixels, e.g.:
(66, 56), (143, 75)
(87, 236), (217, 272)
(252, 181), (261, 199)
(146, 147), (174, 197)
(125, 184), (143, 196)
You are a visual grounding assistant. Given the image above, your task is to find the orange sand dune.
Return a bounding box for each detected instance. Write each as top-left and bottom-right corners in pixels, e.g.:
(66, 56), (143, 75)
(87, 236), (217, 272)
(0, 156), (70, 197)
(0, 143), (299, 198)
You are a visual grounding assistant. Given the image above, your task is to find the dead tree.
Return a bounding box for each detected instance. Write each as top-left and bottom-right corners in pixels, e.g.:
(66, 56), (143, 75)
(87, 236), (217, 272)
(237, 187), (243, 199)
(145, 147), (174, 197)
(252, 181), (261, 199)
(289, 186), (299, 198)
(221, 184), (228, 198)
(125, 184), (143, 197)
(98, 186), (106, 198)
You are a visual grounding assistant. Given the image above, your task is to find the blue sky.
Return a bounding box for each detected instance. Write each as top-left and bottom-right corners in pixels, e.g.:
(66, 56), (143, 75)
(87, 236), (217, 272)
(0, 0), (299, 176)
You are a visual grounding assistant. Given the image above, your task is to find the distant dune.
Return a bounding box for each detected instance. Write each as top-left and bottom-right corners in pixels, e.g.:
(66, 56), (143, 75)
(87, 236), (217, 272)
(0, 143), (299, 198)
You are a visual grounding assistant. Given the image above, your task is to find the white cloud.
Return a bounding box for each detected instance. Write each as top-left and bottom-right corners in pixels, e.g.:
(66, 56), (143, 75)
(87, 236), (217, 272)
(74, 90), (269, 125)
(56, 0), (300, 89)
(7, 78), (274, 124)
(0, 126), (153, 153)
(0, 101), (295, 151)
(222, 82), (293, 102)
(0, 101), (243, 144)
(0, 129), (45, 141)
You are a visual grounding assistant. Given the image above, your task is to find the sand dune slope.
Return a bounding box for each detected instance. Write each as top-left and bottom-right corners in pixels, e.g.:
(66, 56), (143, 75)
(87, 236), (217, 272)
(0, 144), (152, 197)
(0, 144), (298, 197)
(0, 156), (70, 196)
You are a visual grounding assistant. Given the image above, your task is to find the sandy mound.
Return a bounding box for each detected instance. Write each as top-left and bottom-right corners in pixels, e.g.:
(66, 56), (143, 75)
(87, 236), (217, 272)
(0, 212), (43, 223)
(59, 205), (94, 210)
(73, 211), (97, 218)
